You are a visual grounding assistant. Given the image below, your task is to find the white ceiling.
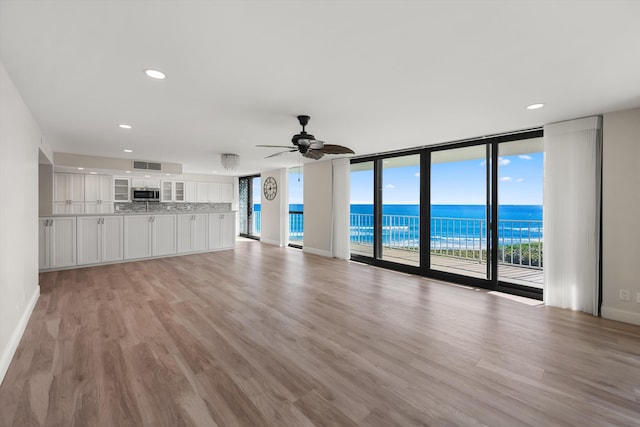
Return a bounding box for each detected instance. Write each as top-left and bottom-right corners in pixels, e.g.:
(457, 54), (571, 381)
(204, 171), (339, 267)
(1, 1), (639, 176)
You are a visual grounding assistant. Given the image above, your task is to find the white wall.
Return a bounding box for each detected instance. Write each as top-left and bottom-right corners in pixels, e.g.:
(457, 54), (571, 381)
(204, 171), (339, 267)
(303, 160), (333, 257)
(602, 107), (640, 325)
(0, 61), (47, 383)
(260, 168), (288, 246)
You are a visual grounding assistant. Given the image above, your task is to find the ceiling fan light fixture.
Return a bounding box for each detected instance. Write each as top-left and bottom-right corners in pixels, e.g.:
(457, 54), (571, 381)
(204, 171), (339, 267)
(220, 153), (239, 171)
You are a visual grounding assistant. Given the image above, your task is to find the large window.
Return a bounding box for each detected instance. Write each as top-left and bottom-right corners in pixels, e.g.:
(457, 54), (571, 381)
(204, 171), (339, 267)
(349, 130), (544, 299)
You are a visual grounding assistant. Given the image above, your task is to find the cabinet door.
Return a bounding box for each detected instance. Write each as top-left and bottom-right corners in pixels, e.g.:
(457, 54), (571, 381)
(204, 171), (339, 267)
(84, 202), (99, 214)
(49, 217), (76, 268)
(177, 214), (194, 253)
(209, 213), (222, 249)
(220, 212), (236, 249)
(131, 178), (146, 188)
(174, 182), (185, 202)
(84, 175), (99, 202)
(186, 182), (198, 202)
(114, 178), (130, 201)
(98, 175), (114, 202)
(54, 173), (69, 201)
(69, 202), (84, 214)
(220, 183), (233, 202)
(193, 214), (208, 251)
(147, 179), (161, 189)
(77, 217), (101, 265)
(197, 182), (209, 203)
(152, 215), (177, 256)
(53, 202), (68, 214)
(69, 174), (85, 202)
(39, 218), (50, 269)
(161, 181), (174, 202)
(124, 215), (152, 259)
(209, 183), (221, 202)
(102, 216), (124, 262)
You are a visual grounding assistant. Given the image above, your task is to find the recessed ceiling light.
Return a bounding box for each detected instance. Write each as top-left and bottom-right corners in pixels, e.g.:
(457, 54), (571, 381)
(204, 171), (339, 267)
(526, 103), (545, 110)
(212, 171), (217, 174)
(144, 69), (166, 80)
(89, 172), (97, 175)
(123, 149), (133, 153)
(144, 175), (150, 178)
(77, 167), (84, 170)
(165, 173), (171, 176)
(119, 124), (132, 129)
(125, 171), (131, 174)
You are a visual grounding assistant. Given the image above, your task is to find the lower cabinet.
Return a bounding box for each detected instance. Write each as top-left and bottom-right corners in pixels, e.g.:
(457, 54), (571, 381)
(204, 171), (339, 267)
(209, 212), (236, 250)
(77, 216), (123, 265)
(124, 214), (177, 260)
(177, 213), (208, 253)
(39, 216), (76, 270)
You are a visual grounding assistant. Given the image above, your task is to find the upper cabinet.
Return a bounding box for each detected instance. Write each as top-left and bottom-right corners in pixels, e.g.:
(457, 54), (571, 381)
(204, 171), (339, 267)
(84, 175), (114, 213)
(131, 178), (160, 188)
(114, 178), (130, 202)
(53, 173), (85, 214)
(185, 182), (233, 203)
(161, 180), (185, 202)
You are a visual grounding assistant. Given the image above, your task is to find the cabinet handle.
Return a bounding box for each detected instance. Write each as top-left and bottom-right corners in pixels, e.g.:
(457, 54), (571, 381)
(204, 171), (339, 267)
(50, 219), (54, 226)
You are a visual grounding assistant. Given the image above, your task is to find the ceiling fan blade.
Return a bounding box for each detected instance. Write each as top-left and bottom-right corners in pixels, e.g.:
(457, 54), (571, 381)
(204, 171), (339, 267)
(256, 145), (294, 148)
(302, 150), (324, 160)
(318, 144), (355, 154)
(265, 149), (296, 158)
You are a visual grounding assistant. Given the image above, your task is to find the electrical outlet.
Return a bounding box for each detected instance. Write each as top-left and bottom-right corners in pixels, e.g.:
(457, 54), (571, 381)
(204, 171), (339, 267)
(619, 289), (631, 302)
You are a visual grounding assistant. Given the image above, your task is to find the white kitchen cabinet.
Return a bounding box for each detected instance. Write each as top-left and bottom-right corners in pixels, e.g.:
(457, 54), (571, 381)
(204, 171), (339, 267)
(209, 212), (236, 250)
(185, 181), (198, 202)
(208, 183), (221, 202)
(114, 178), (130, 202)
(54, 201), (85, 214)
(84, 174), (114, 213)
(39, 216), (76, 270)
(84, 201), (114, 214)
(161, 180), (186, 202)
(220, 183), (233, 202)
(131, 178), (160, 189)
(177, 213), (208, 253)
(196, 182), (210, 203)
(124, 214), (177, 259)
(77, 216), (123, 265)
(53, 173), (85, 214)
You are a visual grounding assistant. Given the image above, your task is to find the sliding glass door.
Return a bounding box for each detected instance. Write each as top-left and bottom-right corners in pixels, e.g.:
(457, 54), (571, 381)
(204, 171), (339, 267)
(349, 130), (544, 299)
(430, 144), (491, 281)
(238, 175), (261, 238)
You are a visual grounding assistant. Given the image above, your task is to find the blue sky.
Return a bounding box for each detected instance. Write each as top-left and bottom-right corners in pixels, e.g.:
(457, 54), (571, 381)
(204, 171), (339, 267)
(257, 151), (543, 206)
(349, 152), (543, 205)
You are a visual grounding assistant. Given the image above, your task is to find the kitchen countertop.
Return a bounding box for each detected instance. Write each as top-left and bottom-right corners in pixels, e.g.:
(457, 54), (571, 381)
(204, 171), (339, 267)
(44, 211), (236, 217)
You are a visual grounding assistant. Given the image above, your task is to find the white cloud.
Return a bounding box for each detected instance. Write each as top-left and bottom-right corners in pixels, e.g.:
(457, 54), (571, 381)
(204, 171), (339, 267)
(498, 157), (511, 166)
(414, 172), (420, 177)
(518, 155), (533, 160)
(385, 184), (396, 189)
(500, 176), (513, 182)
(516, 178), (525, 182)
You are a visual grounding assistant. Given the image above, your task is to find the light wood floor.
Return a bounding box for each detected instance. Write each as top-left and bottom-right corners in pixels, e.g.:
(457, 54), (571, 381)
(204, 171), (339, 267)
(1, 240), (639, 426)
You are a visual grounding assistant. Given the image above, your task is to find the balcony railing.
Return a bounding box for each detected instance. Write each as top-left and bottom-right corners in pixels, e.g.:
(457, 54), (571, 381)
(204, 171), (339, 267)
(350, 213), (543, 269)
(289, 211), (304, 243)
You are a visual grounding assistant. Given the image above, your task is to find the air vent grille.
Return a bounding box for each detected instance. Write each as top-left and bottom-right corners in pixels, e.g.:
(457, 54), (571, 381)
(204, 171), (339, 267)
(133, 161), (162, 171)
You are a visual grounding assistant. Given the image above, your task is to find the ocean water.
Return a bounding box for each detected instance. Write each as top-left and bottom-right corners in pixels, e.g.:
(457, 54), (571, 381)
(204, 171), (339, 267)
(255, 204), (543, 249)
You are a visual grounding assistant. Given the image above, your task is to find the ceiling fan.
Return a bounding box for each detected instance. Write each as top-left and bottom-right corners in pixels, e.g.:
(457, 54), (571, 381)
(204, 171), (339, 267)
(257, 115), (355, 160)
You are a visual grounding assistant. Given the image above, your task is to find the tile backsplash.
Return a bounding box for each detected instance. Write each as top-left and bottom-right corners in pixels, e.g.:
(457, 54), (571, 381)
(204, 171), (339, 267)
(115, 202), (232, 213)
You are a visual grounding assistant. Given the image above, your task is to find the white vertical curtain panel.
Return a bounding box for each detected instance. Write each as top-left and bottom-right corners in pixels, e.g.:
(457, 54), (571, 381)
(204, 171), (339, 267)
(332, 158), (351, 259)
(544, 116), (602, 315)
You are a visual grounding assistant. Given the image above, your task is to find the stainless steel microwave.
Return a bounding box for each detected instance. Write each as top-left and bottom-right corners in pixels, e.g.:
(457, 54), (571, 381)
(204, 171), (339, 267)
(131, 188), (160, 202)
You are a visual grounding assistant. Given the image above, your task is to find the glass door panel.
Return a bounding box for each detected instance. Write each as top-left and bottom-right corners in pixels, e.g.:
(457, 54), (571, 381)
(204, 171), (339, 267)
(251, 176), (261, 237)
(350, 161), (374, 257)
(430, 145), (490, 279)
(381, 154), (421, 266)
(497, 138), (544, 289)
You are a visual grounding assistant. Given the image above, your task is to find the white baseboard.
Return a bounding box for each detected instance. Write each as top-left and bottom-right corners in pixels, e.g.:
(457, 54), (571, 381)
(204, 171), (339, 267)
(601, 306), (640, 326)
(303, 247), (332, 258)
(0, 285), (40, 385)
(260, 237), (282, 247)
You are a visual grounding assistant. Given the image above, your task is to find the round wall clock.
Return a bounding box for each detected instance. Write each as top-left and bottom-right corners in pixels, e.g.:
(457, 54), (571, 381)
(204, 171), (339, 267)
(263, 176), (277, 201)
